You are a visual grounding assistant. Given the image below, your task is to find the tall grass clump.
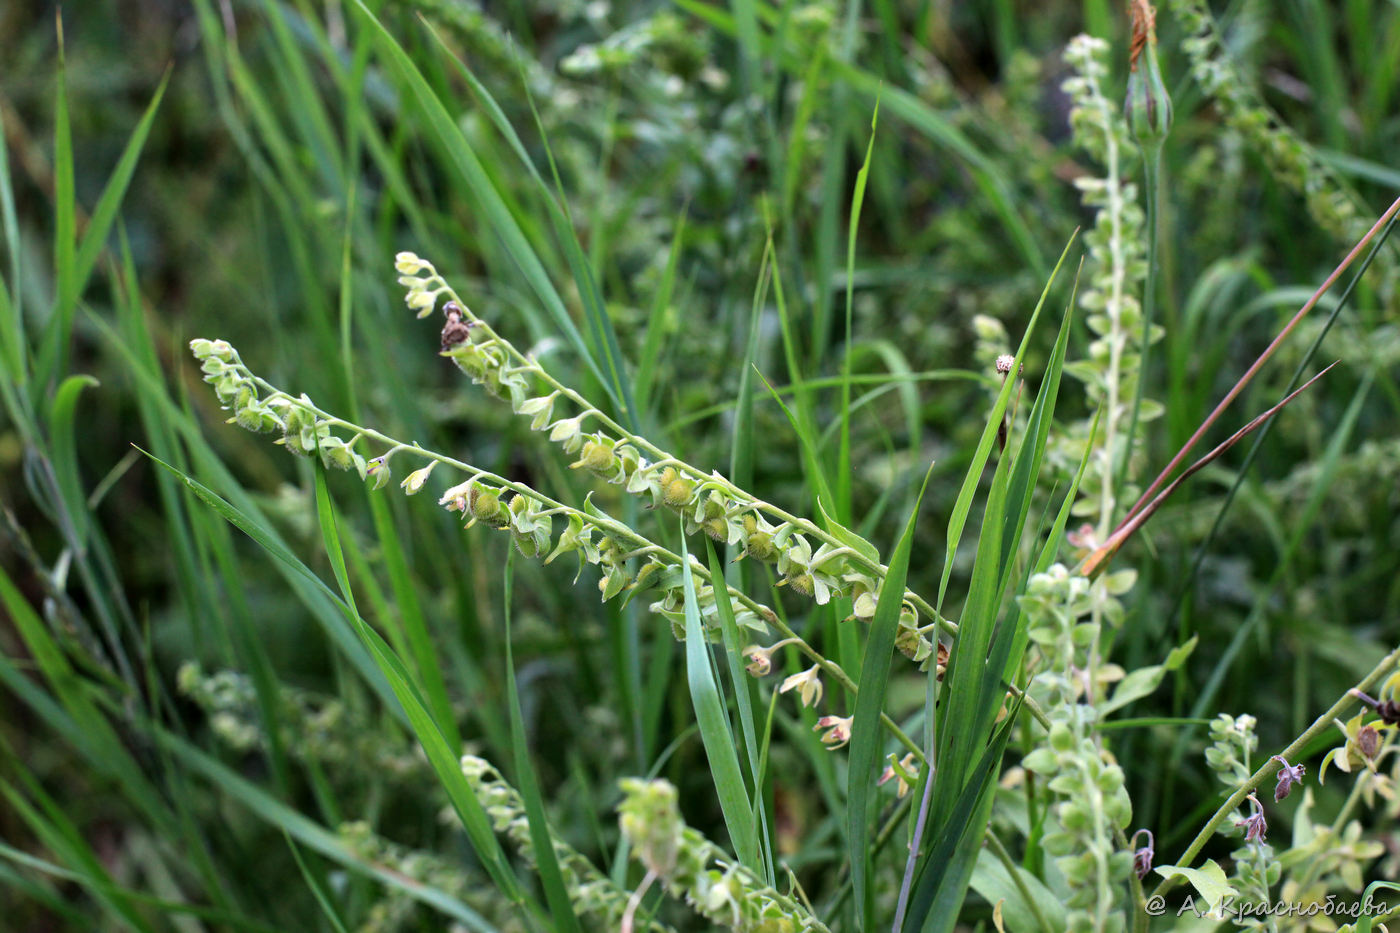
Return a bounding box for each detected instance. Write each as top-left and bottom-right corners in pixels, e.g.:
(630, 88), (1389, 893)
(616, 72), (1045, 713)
(6, 1), (1400, 932)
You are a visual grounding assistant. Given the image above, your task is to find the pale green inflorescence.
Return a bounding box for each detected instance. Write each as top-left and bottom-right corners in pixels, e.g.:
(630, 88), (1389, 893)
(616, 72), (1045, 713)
(188, 333), (775, 644)
(394, 250), (940, 665)
(1019, 564), (1137, 933)
(459, 756), (675, 932)
(1202, 713), (1282, 923)
(1165, 0), (1394, 297)
(191, 285), (933, 767)
(617, 777), (829, 933)
(1058, 35), (1162, 543)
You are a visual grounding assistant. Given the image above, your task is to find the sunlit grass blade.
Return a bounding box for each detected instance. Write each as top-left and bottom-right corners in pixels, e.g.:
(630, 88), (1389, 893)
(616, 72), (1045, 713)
(847, 462), (933, 927)
(899, 710), (1020, 932)
(359, 2), (612, 402)
(679, 528), (759, 872)
(705, 538), (774, 883)
(838, 101), (878, 521)
(365, 489), (462, 750)
(44, 374), (99, 546)
(40, 62), (168, 386)
(46, 17), (76, 386)
(936, 234), (1075, 612)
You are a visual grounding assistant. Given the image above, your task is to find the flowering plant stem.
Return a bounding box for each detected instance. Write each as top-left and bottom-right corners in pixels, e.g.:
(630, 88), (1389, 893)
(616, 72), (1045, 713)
(232, 357), (931, 759)
(1150, 642), (1400, 899)
(416, 272), (958, 637)
(1116, 143), (1161, 502)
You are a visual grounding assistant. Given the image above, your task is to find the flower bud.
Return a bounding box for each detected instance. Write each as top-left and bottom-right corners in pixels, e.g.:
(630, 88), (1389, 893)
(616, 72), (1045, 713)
(1125, 2), (1172, 147)
(400, 462), (437, 495)
(394, 251), (429, 275)
(365, 458), (391, 490)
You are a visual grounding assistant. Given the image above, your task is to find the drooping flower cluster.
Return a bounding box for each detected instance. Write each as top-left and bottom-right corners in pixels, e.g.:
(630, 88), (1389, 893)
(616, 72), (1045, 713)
(191, 338), (369, 477)
(189, 335), (773, 641)
(395, 252), (942, 662)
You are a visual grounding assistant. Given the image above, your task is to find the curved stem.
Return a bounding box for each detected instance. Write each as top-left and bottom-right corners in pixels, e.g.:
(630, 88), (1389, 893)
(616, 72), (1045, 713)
(1150, 643), (1400, 898)
(429, 275), (958, 638)
(239, 354), (934, 761)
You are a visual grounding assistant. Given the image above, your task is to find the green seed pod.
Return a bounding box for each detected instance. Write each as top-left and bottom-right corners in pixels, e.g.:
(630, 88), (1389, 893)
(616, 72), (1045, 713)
(785, 572), (814, 597)
(469, 487), (505, 526)
(575, 439), (616, 476)
(701, 517), (728, 541)
(325, 443), (357, 472)
(283, 405), (308, 437)
(234, 401), (267, 433)
(662, 477), (695, 508)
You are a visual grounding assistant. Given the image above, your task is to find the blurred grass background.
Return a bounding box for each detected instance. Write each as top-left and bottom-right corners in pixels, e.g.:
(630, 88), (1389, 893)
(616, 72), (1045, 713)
(2, 0), (1399, 928)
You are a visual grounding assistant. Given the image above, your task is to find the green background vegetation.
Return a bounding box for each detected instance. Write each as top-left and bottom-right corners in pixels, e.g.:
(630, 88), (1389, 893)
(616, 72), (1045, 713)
(2, 0), (1399, 928)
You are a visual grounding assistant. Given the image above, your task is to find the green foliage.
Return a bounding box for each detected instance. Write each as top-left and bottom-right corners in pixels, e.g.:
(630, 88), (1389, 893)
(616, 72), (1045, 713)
(5, 1), (1400, 931)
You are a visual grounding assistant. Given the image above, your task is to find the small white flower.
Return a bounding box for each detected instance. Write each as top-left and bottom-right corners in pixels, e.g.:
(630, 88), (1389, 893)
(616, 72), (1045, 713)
(394, 251), (429, 275)
(406, 288), (439, 316)
(741, 644), (773, 677)
(400, 461), (438, 495)
(815, 714), (853, 749)
(779, 665), (824, 709)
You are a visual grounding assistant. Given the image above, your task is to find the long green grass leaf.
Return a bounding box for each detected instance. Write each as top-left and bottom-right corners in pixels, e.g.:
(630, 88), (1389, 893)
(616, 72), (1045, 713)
(679, 529), (759, 870)
(503, 551), (585, 932)
(310, 461), (531, 909)
(847, 462), (933, 926)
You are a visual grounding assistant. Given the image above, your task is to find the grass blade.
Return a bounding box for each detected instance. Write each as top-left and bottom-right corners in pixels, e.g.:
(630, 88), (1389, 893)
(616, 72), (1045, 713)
(847, 462), (934, 926)
(936, 234), (1076, 611)
(503, 551), (585, 932)
(679, 527), (759, 871)
(309, 460), (531, 910)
